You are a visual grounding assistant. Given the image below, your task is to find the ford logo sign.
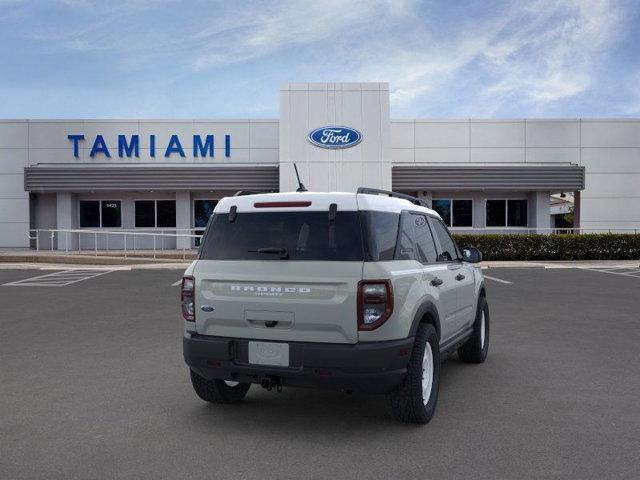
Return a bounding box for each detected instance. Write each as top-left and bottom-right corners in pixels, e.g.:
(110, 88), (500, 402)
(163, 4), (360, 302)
(308, 126), (362, 149)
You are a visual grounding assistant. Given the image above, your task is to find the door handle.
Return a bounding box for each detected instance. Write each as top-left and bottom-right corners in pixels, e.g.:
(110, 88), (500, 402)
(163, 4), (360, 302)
(431, 277), (443, 287)
(456, 273), (465, 281)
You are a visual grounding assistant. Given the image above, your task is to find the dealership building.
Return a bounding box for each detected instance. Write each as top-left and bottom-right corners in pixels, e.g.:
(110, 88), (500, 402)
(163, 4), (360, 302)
(0, 82), (638, 249)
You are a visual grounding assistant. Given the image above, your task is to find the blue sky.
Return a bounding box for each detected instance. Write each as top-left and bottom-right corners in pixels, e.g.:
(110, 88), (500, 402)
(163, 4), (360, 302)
(1, 0), (639, 118)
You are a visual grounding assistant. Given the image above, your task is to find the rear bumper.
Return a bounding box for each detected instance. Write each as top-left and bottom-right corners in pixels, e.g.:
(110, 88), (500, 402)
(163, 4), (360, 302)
(183, 332), (414, 394)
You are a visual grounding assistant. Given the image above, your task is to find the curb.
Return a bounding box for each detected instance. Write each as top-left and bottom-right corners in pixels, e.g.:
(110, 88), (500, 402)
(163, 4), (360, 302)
(0, 255), (186, 265)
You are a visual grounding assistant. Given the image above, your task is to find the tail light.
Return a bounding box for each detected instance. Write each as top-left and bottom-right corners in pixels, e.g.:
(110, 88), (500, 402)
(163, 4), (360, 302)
(181, 276), (195, 321)
(357, 280), (393, 331)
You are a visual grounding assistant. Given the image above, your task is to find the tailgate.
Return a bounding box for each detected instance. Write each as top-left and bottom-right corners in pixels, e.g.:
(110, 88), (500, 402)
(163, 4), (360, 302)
(194, 260), (362, 344)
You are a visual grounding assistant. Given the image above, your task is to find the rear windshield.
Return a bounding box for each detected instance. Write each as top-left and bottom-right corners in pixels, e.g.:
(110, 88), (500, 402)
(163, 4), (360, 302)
(199, 211), (364, 261)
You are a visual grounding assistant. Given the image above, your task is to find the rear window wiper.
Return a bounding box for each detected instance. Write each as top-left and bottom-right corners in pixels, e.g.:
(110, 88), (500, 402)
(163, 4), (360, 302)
(248, 247), (290, 259)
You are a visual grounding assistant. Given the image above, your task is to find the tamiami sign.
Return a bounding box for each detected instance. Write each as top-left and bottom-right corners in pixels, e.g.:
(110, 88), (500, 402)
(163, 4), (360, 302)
(67, 134), (231, 158)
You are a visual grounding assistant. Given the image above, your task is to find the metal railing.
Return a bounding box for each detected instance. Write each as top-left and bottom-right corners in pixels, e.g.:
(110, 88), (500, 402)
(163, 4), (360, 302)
(447, 227), (639, 235)
(27, 228), (202, 259)
(24, 226), (640, 259)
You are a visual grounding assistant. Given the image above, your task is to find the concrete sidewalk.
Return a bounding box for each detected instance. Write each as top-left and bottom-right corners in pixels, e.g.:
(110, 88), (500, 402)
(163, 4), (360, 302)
(0, 249), (637, 269)
(0, 248), (197, 266)
(481, 260), (640, 268)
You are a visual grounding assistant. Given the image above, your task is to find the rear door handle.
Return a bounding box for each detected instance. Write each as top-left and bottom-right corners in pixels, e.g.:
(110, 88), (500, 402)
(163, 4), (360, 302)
(431, 277), (443, 287)
(456, 273), (465, 281)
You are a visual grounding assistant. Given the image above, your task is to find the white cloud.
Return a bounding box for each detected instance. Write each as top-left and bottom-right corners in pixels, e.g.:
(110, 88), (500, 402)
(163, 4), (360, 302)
(356, 0), (624, 112)
(8, 0), (629, 116)
(479, 0), (622, 105)
(190, 0), (416, 70)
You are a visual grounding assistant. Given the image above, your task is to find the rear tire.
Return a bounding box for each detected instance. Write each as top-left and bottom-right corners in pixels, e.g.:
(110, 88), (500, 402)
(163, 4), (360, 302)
(190, 370), (251, 404)
(387, 323), (440, 424)
(458, 296), (489, 364)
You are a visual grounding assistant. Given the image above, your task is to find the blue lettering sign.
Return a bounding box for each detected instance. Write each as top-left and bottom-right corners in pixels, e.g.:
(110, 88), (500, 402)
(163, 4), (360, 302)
(165, 134), (185, 157)
(67, 134), (84, 157)
(90, 135), (111, 158)
(118, 135), (139, 157)
(308, 126), (362, 149)
(194, 135), (214, 157)
(150, 135), (156, 158)
(68, 133), (232, 158)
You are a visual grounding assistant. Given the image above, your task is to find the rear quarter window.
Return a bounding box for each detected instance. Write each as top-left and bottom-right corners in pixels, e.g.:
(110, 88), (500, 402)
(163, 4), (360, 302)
(360, 211), (400, 261)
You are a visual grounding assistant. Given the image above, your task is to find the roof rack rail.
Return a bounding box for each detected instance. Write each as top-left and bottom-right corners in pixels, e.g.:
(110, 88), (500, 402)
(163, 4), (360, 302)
(356, 187), (429, 208)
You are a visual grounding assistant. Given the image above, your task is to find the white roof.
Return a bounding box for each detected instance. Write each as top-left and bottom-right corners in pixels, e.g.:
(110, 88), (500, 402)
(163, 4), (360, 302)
(215, 191), (440, 218)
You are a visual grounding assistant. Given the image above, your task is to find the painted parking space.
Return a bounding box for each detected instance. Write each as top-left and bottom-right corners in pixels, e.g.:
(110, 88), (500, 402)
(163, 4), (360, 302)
(2, 268), (116, 287)
(577, 265), (640, 279)
(482, 274), (513, 284)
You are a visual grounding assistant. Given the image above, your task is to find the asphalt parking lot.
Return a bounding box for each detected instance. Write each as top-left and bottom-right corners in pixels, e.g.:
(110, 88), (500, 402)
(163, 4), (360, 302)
(1, 266), (639, 479)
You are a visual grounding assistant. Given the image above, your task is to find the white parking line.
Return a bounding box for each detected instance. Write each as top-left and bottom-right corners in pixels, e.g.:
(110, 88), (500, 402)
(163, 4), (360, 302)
(577, 266), (640, 279)
(2, 269), (115, 287)
(483, 275), (513, 284)
(171, 280), (182, 286)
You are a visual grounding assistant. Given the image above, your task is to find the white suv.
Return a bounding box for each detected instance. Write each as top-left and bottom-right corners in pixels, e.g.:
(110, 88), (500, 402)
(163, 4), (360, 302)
(182, 188), (489, 424)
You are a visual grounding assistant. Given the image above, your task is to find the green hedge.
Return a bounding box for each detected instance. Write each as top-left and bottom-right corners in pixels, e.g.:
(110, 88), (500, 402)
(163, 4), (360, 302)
(452, 234), (640, 261)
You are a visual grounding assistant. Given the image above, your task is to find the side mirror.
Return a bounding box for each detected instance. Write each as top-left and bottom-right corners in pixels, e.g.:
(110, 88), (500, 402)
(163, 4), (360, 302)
(462, 246), (482, 263)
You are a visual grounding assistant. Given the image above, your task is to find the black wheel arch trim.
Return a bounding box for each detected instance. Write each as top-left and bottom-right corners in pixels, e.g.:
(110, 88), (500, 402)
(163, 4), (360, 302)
(479, 280), (487, 298)
(409, 301), (441, 340)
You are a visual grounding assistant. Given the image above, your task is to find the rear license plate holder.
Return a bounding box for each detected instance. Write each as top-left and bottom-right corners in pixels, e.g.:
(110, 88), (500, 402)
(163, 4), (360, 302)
(248, 341), (290, 367)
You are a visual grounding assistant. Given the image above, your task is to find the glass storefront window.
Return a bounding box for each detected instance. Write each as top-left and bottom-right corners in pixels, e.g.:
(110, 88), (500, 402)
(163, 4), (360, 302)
(157, 201), (176, 228)
(80, 200), (121, 228)
(508, 200), (528, 227)
(486, 200), (506, 227)
(135, 201), (155, 228)
(101, 201), (121, 228)
(79, 201), (100, 228)
(433, 199), (472, 227)
(432, 200), (451, 227)
(452, 200), (472, 227)
(486, 199), (528, 227)
(135, 200), (176, 228)
(194, 199), (218, 246)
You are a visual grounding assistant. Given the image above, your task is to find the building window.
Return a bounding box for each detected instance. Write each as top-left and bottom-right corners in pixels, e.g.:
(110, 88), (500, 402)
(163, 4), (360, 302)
(80, 200), (122, 228)
(432, 199), (472, 227)
(157, 200), (176, 228)
(135, 201), (155, 228)
(135, 200), (176, 228)
(507, 200), (528, 227)
(485, 199), (528, 227)
(486, 200), (506, 227)
(194, 199), (219, 246)
(79, 201), (100, 228)
(194, 200), (218, 228)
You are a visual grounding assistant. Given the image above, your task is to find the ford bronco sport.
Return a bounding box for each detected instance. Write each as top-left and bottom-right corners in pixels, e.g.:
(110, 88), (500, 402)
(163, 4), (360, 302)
(182, 188), (489, 424)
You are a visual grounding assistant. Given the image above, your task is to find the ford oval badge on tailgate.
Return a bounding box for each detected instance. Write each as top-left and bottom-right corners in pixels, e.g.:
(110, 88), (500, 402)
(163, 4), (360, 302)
(308, 126), (362, 149)
(200, 305), (215, 312)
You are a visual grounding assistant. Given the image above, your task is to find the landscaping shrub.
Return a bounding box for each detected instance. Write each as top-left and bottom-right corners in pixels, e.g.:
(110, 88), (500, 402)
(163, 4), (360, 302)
(452, 234), (640, 261)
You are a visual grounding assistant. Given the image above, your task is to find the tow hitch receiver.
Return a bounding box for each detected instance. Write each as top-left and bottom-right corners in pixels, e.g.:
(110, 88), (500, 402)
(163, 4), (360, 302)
(260, 376), (283, 392)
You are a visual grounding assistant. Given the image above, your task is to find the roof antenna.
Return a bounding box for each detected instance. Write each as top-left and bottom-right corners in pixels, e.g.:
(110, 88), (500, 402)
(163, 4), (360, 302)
(293, 163), (308, 192)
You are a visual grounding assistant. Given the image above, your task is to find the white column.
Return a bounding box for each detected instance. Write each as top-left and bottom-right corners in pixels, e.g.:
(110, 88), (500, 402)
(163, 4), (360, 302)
(416, 191), (432, 208)
(175, 191), (191, 249)
(56, 192), (78, 250)
(279, 83), (391, 193)
(531, 191), (550, 233)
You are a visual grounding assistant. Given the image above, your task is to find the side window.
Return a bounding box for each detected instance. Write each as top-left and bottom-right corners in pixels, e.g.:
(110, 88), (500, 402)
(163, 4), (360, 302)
(361, 211), (400, 261)
(431, 218), (460, 262)
(395, 212), (416, 260)
(412, 214), (437, 264)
